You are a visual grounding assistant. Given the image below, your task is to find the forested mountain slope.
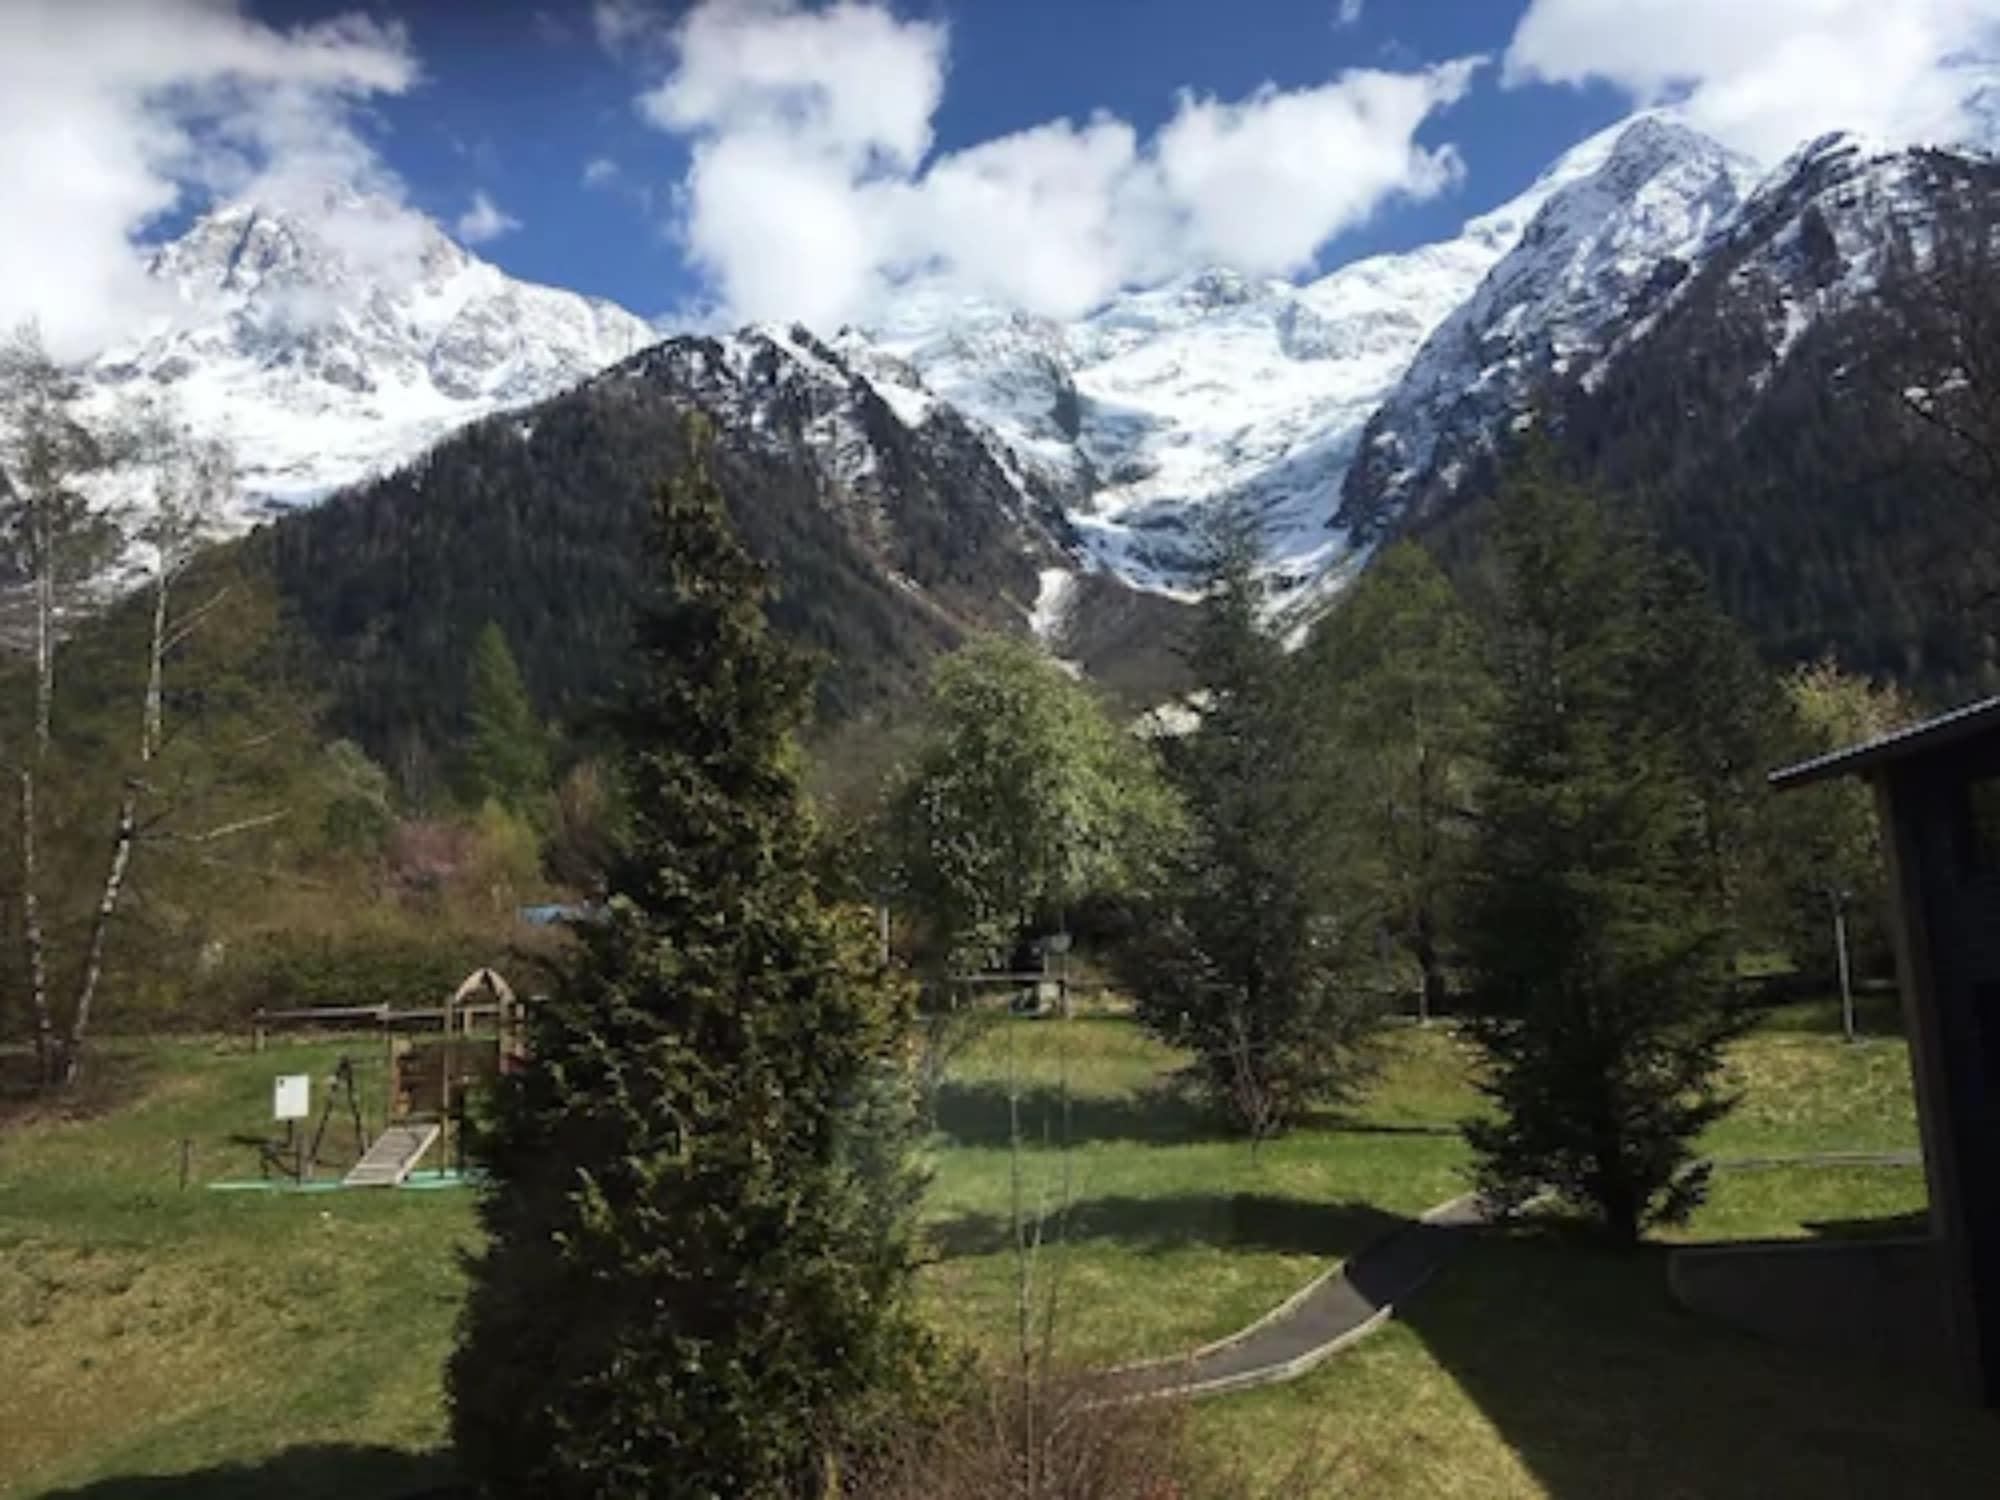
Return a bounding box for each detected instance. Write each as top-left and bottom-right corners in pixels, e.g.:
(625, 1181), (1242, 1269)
(262, 324), (1183, 769)
(1364, 136), (2000, 701)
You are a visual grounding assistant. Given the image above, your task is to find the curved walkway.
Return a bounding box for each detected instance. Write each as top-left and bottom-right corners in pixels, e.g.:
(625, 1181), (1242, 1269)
(1096, 1149), (1925, 1402)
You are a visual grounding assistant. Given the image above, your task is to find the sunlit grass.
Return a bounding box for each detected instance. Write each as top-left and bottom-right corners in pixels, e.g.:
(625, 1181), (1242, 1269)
(0, 1004), (1951, 1496)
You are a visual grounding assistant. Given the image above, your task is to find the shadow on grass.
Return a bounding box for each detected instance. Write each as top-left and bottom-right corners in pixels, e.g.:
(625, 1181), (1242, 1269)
(1806, 1209), (1932, 1240)
(930, 1079), (1215, 1147)
(929, 1081), (1459, 1151)
(1396, 1226), (2000, 1499)
(1749, 987), (1905, 1037)
(928, 1192), (1402, 1261)
(38, 1444), (462, 1500)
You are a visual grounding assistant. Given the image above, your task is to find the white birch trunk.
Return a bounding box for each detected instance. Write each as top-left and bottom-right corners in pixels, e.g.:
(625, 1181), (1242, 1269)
(62, 785), (138, 1088)
(19, 769), (51, 1085)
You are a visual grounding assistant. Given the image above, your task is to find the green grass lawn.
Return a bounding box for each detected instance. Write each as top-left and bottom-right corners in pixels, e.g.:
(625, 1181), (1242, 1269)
(0, 1005), (1980, 1498)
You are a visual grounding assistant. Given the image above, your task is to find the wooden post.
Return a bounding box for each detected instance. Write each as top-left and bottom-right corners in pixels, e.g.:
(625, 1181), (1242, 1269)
(1834, 893), (1856, 1043)
(252, 1009), (265, 1054)
(178, 1137), (191, 1191)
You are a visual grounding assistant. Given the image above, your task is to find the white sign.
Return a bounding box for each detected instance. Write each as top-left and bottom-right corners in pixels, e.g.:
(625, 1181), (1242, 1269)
(273, 1074), (310, 1121)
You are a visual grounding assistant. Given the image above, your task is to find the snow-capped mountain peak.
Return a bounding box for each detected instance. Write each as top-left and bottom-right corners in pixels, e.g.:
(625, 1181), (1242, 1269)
(1337, 115), (1761, 539)
(88, 190), (655, 520)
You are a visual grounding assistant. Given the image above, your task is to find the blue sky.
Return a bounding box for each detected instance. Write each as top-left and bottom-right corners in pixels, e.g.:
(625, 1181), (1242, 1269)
(273, 0), (1636, 319)
(8, 0), (1999, 354)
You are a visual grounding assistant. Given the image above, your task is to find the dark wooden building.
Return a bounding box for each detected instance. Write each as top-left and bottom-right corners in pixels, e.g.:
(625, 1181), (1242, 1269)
(1772, 695), (2000, 1404)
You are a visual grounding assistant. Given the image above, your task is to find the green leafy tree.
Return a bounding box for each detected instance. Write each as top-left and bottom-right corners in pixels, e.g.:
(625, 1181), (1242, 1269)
(462, 620), (549, 811)
(1462, 458), (1747, 1245)
(887, 635), (1183, 968)
(1766, 657), (1916, 989)
(1302, 541), (1491, 1021)
(1129, 513), (1387, 1137)
(319, 739), (396, 857)
(449, 424), (935, 1498)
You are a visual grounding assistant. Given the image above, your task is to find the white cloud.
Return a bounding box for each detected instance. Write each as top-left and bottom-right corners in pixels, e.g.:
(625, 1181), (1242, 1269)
(456, 189), (521, 244)
(640, 0), (946, 170)
(631, 0), (1478, 328)
(582, 156), (621, 187)
(1506, 0), (2000, 162)
(593, 0), (669, 56)
(1336, 0), (1365, 27)
(0, 0), (418, 360)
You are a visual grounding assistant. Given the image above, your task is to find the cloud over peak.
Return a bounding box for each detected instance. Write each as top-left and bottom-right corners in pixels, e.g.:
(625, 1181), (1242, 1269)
(456, 190), (521, 244)
(0, 0), (419, 359)
(626, 0), (1479, 329)
(1507, 0), (2000, 162)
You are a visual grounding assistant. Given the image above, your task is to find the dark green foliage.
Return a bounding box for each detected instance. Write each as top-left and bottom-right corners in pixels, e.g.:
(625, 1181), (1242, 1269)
(1372, 150), (2000, 704)
(461, 621), (549, 810)
(1461, 456), (1749, 1245)
(265, 347), (1046, 772)
(1128, 513), (1386, 1137)
(1301, 542), (1492, 1020)
(448, 423), (933, 1499)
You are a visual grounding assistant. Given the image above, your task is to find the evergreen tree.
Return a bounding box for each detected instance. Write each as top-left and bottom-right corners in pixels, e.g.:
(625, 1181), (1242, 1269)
(1639, 553), (1788, 933)
(462, 620), (549, 810)
(1462, 457), (1747, 1245)
(1302, 541), (1491, 1021)
(1128, 512), (1386, 1137)
(448, 422), (934, 1498)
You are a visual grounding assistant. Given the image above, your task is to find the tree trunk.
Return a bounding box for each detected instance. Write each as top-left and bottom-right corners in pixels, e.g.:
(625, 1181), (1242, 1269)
(1412, 901), (1446, 1026)
(19, 769), (52, 1086)
(143, 571), (168, 762)
(33, 531), (53, 758)
(61, 784), (139, 1089)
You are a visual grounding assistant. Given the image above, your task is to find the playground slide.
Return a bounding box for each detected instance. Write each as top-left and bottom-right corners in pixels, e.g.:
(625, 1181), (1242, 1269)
(343, 1123), (442, 1187)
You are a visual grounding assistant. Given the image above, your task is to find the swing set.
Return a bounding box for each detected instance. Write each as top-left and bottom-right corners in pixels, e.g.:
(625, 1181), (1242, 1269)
(225, 968), (527, 1191)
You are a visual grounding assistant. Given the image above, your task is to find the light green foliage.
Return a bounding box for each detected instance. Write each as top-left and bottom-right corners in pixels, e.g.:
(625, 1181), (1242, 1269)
(0, 322), (122, 605)
(1303, 542), (1491, 1019)
(449, 423), (935, 1498)
(461, 621), (549, 812)
(888, 635), (1184, 965)
(319, 739), (396, 856)
(1461, 455), (1749, 1244)
(1129, 513), (1389, 1136)
(1766, 657), (1917, 979)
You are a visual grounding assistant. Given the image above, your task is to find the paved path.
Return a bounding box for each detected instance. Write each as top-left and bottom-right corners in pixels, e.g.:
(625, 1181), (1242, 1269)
(1099, 1191), (1491, 1401)
(1096, 1148), (1926, 1402)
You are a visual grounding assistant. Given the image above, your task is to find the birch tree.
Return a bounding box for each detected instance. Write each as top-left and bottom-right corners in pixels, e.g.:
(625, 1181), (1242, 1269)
(0, 323), (119, 1083)
(58, 398), (234, 1084)
(0, 329), (252, 1088)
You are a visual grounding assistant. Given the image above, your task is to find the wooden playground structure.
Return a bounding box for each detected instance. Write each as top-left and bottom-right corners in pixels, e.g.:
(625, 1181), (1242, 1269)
(244, 968), (528, 1187)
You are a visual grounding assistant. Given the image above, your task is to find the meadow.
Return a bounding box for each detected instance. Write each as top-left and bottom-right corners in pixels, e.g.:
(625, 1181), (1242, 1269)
(2, 1000), (1988, 1499)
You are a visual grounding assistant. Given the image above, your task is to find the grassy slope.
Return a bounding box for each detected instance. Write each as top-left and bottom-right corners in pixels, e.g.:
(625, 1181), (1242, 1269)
(0, 1007), (1976, 1497)
(0, 1041), (467, 1498)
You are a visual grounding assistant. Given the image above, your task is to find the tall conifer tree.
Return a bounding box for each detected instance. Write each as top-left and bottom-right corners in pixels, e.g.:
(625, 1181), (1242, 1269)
(1462, 456), (1747, 1245)
(449, 421), (931, 1497)
(1130, 511), (1385, 1136)
(1303, 541), (1491, 1021)
(462, 620), (548, 810)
